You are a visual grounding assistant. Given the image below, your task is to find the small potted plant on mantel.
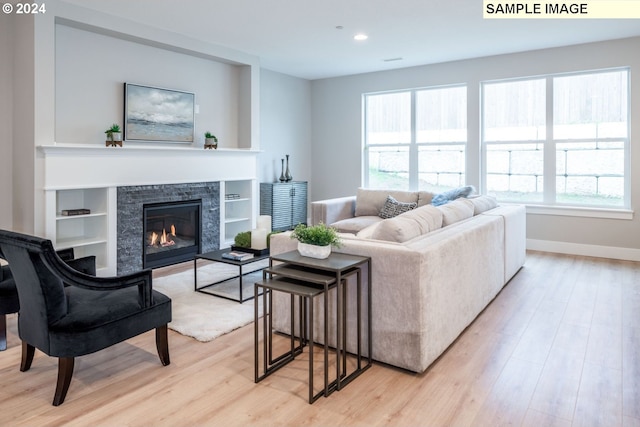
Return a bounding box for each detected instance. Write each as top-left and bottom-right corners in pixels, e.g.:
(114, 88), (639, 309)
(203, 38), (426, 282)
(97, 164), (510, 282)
(105, 124), (122, 147)
(204, 132), (218, 149)
(290, 223), (341, 259)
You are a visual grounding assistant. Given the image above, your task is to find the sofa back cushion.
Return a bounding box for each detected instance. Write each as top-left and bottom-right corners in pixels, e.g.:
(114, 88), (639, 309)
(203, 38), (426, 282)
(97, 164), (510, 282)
(355, 188), (419, 217)
(469, 195), (498, 215)
(367, 205), (443, 243)
(437, 198), (475, 226)
(417, 191), (434, 207)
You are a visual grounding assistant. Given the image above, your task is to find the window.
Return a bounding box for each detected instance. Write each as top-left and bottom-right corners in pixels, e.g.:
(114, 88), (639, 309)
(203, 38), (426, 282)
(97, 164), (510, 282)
(482, 69), (629, 207)
(364, 86), (467, 192)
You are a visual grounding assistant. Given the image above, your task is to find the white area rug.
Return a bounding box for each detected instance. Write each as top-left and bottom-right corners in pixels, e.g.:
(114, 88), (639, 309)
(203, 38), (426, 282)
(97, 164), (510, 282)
(153, 260), (267, 342)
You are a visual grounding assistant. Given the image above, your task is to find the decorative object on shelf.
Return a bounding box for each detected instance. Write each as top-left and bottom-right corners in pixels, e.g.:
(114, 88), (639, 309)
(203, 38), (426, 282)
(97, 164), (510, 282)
(60, 208), (91, 216)
(105, 124), (123, 147)
(124, 83), (195, 143)
(279, 158), (286, 182)
(284, 154), (293, 182)
(290, 223), (341, 259)
(204, 132), (218, 149)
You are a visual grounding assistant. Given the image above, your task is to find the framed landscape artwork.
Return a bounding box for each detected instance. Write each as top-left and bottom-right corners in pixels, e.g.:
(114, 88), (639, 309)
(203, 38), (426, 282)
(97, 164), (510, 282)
(124, 83), (195, 143)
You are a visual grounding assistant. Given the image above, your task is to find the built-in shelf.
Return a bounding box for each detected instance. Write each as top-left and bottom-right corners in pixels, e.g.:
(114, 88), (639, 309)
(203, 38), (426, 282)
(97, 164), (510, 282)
(221, 180), (254, 247)
(56, 212), (108, 220)
(48, 187), (113, 276)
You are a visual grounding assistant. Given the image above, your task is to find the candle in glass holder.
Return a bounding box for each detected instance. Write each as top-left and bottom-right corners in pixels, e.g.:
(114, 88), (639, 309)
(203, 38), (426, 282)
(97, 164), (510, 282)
(257, 215), (272, 232)
(251, 228), (268, 250)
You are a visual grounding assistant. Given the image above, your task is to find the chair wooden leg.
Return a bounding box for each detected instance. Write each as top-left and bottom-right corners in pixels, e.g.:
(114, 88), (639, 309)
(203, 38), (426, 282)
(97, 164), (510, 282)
(0, 314), (6, 351)
(53, 357), (74, 406)
(20, 341), (35, 372)
(155, 325), (170, 366)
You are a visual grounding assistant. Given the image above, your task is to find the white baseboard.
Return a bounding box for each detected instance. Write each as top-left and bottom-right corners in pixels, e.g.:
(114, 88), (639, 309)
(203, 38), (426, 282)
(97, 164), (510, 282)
(527, 239), (640, 262)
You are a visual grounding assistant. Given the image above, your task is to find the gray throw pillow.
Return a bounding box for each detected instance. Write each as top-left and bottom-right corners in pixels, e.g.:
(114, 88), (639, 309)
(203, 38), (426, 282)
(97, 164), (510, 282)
(378, 195), (417, 219)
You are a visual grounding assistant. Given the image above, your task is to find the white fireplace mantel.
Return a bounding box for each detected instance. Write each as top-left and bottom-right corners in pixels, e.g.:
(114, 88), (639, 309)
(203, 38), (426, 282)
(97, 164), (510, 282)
(38, 143), (260, 276)
(38, 144), (260, 190)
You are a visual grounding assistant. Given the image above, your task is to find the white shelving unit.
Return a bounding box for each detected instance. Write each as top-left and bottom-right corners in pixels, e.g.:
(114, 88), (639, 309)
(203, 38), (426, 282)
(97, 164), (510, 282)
(221, 180), (254, 247)
(49, 187), (114, 275)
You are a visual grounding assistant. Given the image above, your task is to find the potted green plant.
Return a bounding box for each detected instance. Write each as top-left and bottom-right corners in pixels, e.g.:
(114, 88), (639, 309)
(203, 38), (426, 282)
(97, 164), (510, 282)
(233, 231), (251, 248)
(290, 223), (341, 259)
(204, 132), (218, 149)
(105, 124), (122, 142)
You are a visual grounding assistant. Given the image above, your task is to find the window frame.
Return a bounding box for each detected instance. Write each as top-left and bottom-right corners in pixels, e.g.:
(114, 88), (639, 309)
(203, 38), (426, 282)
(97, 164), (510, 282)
(363, 84), (468, 191)
(480, 67), (631, 210)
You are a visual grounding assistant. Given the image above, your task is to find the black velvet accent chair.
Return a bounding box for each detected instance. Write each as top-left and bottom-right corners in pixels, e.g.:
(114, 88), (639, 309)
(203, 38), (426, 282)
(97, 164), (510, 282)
(0, 229), (172, 406)
(0, 247), (98, 351)
(0, 258), (19, 351)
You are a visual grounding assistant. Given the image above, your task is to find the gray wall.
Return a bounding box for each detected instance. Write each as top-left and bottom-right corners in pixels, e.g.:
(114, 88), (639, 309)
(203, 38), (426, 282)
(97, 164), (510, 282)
(310, 37), (640, 253)
(0, 12), (13, 229)
(55, 24), (241, 148)
(259, 69), (312, 189)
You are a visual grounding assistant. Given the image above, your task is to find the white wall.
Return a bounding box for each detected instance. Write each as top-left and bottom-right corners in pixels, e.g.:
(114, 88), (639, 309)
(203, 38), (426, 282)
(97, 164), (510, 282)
(311, 37), (640, 255)
(259, 69), (312, 187)
(0, 12), (13, 229)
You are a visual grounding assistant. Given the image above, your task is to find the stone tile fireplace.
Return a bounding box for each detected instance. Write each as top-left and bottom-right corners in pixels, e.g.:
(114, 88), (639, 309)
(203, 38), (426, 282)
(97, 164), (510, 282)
(117, 182), (220, 275)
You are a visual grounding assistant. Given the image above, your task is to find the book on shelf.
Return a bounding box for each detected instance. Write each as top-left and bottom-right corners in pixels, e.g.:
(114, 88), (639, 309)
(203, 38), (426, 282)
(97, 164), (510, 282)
(61, 208), (91, 216)
(222, 251), (254, 261)
(225, 193), (241, 200)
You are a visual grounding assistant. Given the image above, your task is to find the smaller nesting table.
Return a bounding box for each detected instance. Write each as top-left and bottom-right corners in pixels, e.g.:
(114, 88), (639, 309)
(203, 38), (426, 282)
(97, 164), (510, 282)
(194, 249), (270, 303)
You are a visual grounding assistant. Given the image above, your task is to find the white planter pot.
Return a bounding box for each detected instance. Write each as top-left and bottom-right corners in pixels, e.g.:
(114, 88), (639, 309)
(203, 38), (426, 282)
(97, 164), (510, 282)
(111, 132), (122, 142)
(297, 242), (331, 259)
(205, 137), (218, 149)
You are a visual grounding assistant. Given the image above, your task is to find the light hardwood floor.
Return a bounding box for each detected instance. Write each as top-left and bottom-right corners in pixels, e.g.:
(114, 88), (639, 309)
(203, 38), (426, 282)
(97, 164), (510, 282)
(1, 251), (639, 427)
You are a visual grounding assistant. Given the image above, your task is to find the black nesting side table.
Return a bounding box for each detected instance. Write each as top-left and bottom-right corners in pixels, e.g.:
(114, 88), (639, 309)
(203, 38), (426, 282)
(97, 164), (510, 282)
(254, 250), (372, 403)
(194, 249), (270, 303)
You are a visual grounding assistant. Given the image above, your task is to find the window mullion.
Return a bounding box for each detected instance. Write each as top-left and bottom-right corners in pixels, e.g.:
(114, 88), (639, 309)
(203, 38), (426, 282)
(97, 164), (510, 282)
(543, 76), (555, 204)
(409, 90), (419, 190)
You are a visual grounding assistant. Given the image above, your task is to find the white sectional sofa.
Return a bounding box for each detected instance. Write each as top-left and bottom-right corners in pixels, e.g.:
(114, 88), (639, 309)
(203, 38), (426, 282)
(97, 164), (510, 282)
(269, 188), (526, 373)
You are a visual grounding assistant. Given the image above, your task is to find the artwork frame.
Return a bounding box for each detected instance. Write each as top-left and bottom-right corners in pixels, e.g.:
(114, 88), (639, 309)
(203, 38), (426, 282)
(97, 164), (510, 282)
(124, 83), (195, 143)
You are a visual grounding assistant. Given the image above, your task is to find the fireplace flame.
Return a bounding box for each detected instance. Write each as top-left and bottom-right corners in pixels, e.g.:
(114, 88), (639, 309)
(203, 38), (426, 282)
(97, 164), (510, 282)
(148, 225), (176, 247)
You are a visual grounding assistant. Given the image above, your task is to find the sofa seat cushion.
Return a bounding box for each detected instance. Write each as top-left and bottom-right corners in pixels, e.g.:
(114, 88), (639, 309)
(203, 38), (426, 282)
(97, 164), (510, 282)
(437, 198), (475, 226)
(355, 188), (419, 217)
(366, 205), (443, 243)
(331, 215), (383, 234)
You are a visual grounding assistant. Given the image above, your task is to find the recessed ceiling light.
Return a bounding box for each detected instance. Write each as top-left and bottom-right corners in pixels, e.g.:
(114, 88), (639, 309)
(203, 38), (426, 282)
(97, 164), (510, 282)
(354, 34), (368, 41)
